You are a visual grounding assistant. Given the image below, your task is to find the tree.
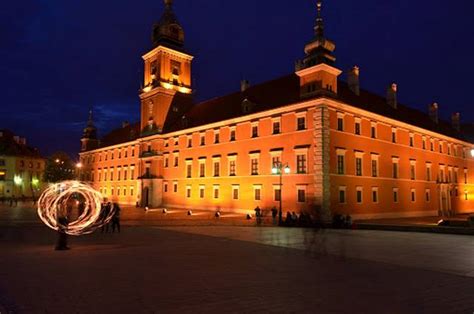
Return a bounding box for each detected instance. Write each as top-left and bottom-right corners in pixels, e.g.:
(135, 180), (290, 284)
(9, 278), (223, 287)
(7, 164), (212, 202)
(43, 152), (76, 183)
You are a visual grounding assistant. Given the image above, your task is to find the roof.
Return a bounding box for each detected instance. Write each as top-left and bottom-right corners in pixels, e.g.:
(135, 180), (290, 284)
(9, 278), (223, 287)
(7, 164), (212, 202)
(97, 71), (469, 149)
(99, 123), (141, 148)
(0, 129), (43, 158)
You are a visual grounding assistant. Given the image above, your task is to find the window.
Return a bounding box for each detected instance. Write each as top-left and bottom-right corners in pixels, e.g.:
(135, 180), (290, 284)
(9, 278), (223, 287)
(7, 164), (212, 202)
(422, 137), (426, 150)
(200, 134), (205, 146)
(164, 182), (168, 193)
(392, 159), (399, 179)
(174, 155), (179, 167)
(372, 187), (379, 203)
(131, 166), (135, 180)
(391, 129), (397, 143)
(297, 116), (306, 131)
(273, 186), (281, 201)
(174, 138), (179, 146)
(454, 168), (459, 183)
(213, 160), (220, 177)
(228, 157), (237, 176)
(339, 187), (346, 204)
(371, 123), (377, 139)
(165, 156), (169, 168)
(117, 168), (121, 181)
(110, 168), (114, 181)
(439, 166), (446, 182)
(410, 161), (416, 180)
(252, 123), (259, 138)
(337, 114), (344, 131)
(425, 189), (431, 202)
(251, 157), (259, 175)
(430, 140), (434, 151)
(297, 186), (306, 203)
(355, 119), (361, 135)
(336, 149), (346, 175)
(393, 188), (399, 203)
(409, 134), (414, 147)
(464, 169), (468, 184)
(187, 137), (192, 148)
(356, 187), (363, 204)
(448, 144), (451, 155)
(448, 167), (453, 183)
(186, 163), (192, 178)
(232, 185), (240, 200)
(230, 128), (236, 141)
(426, 164), (432, 181)
(353, 157), (362, 176)
(465, 190), (469, 201)
(296, 154), (307, 174)
(371, 156), (379, 178)
(254, 185), (262, 201)
(173, 182), (178, 193)
(199, 185), (205, 199)
(214, 131), (220, 144)
(411, 189), (416, 202)
(199, 161), (206, 177)
(273, 120), (281, 134)
(186, 186), (192, 198)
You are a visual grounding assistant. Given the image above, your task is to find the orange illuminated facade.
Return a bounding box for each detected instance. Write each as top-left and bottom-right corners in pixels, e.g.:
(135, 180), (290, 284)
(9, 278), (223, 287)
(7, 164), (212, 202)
(79, 1), (474, 220)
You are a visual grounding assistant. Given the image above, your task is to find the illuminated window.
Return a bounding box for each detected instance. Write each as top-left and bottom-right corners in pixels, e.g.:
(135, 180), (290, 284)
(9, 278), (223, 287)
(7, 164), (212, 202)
(213, 160), (220, 177)
(337, 155), (345, 175)
(251, 158), (259, 175)
(355, 152), (364, 176)
(371, 155), (379, 177)
(228, 156), (237, 176)
(186, 163), (192, 178)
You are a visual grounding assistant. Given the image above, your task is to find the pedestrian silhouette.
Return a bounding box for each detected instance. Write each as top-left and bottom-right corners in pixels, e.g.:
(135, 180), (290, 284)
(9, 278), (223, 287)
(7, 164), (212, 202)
(111, 203), (121, 233)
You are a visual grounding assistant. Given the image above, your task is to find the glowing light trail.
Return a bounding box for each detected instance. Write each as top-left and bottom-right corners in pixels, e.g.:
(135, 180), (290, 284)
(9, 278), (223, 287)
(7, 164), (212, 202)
(37, 181), (113, 236)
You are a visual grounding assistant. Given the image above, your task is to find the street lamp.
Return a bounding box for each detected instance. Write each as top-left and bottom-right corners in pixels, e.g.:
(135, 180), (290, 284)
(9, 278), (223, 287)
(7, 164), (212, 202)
(272, 161), (290, 225)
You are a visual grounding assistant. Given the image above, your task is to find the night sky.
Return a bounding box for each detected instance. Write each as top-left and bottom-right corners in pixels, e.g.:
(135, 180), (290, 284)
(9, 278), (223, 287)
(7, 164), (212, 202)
(1, 0), (473, 158)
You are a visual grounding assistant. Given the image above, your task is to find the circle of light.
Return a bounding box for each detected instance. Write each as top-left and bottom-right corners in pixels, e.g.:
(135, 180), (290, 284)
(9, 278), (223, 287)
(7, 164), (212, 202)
(37, 181), (112, 236)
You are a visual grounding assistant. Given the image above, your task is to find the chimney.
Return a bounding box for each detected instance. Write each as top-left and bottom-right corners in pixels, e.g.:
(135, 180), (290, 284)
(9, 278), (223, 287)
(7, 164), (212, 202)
(240, 80), (250, 92)
(386, 83), (397, 109)
(429, 102), (439, 124)
(347, 66), (360, 95)
(451, 112), (461, 131)
(122, 121), (130, 128)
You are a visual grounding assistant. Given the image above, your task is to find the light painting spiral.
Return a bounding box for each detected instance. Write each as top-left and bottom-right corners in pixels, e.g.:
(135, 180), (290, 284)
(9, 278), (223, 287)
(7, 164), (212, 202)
(37, 181), (114, 236)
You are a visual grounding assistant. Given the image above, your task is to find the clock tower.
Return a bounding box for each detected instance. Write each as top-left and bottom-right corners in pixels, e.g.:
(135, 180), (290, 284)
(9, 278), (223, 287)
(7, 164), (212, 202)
(140, 0), (193, 135)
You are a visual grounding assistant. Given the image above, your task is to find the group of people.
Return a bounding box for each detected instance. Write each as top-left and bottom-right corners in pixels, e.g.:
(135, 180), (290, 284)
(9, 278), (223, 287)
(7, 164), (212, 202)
(253, 206), (314, 227)
(100, 202), (121, 233)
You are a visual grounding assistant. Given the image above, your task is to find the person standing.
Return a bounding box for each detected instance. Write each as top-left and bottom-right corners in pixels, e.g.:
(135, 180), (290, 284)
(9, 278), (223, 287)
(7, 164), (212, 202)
(55, 210), (70, 251)
(101, 202), (111, 233)
(111, 203), (121, 233)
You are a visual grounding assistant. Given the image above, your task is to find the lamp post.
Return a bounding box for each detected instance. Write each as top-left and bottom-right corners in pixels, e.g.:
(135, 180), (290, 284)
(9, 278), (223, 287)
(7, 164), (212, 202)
(272, 162), (290, 225)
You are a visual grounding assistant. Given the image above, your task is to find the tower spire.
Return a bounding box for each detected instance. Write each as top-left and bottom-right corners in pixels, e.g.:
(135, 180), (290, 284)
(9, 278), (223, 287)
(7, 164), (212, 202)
(164, 0), (172, 8)
(315, 1), (324, 38)
(87, 109), (94, 127)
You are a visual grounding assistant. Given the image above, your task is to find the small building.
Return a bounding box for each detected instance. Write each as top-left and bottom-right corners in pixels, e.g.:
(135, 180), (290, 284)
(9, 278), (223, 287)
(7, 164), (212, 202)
(0, 130), (46, 199)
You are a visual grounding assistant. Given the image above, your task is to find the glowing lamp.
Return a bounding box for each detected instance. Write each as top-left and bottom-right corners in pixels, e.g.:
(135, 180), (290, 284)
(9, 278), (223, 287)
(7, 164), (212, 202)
(470, 149), (474, 158)
(76, 162), (83, 169)
(31, 178), (39, 187)
(14, 175), (23, 186)
(271, 167), (278, 174)
(284, 166), (291, 174)
(55, 159), (60, 163)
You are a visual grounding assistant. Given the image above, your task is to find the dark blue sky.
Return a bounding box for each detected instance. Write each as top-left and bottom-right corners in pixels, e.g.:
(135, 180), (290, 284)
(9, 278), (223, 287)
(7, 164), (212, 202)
(1, 0), (473, 157)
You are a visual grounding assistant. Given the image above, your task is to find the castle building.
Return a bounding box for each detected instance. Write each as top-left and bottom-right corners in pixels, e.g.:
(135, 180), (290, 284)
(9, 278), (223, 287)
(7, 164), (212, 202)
(0, 130), (45, 199)
(79, 0), (474, 220)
